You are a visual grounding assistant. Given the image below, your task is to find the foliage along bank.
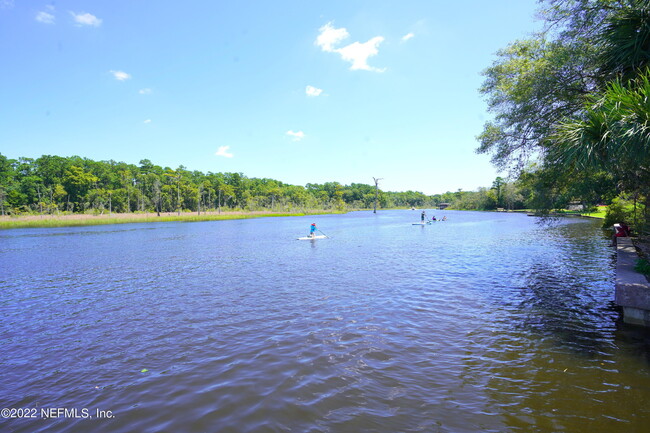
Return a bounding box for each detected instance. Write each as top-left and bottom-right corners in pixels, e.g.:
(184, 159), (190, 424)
(0, 154), (451, 215)
(476, 0), (650, 233)
(0, 153), (608, 219)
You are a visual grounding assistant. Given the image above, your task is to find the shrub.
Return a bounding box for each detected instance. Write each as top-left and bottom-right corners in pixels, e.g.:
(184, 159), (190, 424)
(603, 196), (637, 228)
(634, 259), (650, 275)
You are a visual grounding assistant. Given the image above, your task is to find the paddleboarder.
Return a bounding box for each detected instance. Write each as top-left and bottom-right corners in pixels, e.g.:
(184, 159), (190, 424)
(309, 222), (317, 238)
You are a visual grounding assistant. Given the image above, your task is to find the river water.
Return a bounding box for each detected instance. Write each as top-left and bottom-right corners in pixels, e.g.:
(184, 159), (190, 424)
(1, 210), (649, 432)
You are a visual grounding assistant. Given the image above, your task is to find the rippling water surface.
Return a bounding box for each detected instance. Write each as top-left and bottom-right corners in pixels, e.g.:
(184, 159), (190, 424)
(2, 210), (650, 432)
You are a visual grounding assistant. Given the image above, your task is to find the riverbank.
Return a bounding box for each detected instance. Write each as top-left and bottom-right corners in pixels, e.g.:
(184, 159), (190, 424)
(452, 207), (607, 219)
(0, 210), (345, 230)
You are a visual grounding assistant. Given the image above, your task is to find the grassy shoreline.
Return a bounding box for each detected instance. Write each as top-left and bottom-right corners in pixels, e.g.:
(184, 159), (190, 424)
(0, 210), (346, 230)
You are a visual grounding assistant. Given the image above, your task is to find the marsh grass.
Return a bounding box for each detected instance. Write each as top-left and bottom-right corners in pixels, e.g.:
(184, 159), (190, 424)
(0, 210), (346, 230)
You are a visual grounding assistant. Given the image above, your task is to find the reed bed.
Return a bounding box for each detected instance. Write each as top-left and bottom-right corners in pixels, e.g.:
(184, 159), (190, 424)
(0, 210), (343, 230)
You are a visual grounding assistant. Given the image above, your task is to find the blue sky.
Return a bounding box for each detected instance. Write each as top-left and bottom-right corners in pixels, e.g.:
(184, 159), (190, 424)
(0, 0), (541, 195)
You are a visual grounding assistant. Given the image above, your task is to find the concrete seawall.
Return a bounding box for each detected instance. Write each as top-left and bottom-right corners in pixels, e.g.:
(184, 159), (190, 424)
(615, 237), (650, 326)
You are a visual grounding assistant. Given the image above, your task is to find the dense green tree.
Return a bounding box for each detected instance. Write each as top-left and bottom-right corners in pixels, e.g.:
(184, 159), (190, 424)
(476, 0), (632, 168)
(477, 0), (650, 226)
(62, 166), (99, 211)
(491, 176), (505, 208)
(0, 153), (456, 215)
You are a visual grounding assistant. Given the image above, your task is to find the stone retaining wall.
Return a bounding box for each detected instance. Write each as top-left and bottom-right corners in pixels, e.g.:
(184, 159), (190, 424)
(615, 237), (650, 326)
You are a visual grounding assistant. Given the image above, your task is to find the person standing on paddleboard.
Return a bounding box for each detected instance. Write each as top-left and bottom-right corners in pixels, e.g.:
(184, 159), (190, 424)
(310, 223), (317, 238)
(421, 211), (426, 222)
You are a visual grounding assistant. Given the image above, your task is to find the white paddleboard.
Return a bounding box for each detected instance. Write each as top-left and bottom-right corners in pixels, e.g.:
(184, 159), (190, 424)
(297, 235), (328, 240)
(412, 222), (431, 225)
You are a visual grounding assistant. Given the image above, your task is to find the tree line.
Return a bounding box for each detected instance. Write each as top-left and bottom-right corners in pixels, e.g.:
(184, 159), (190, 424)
(0, 154), (456, 215)
(476, 0), (650, 231)
(0, 150), (603, 218)
(0, 152), (618, 218)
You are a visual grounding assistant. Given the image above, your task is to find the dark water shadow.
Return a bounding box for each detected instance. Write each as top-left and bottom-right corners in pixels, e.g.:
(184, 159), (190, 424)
(613, 311), (650, 364)
(509, 221), (626, 358)
(513, 260), (618, 357)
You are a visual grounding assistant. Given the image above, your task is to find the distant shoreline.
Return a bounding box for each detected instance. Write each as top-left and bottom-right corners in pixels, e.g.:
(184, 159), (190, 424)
(0, 210), (345, 230)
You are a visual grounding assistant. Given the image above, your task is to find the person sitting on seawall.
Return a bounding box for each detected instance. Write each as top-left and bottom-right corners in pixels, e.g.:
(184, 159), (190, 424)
(611, 222), (631, 246)
(309, 222), (317, 238)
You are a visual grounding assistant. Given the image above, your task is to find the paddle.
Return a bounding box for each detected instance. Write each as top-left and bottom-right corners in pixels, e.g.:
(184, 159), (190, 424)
(318, 229), (330, 238)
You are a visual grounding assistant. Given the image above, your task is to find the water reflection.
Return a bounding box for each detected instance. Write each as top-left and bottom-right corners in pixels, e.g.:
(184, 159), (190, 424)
(506, 220), (616, 356)
(515, 260), (616, 355)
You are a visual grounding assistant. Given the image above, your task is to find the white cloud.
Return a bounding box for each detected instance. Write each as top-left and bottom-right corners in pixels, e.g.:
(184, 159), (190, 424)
(305, 85), (323, 97)
(315, 22), (385, 72)
(36, 11), (55, 24)
(110, 70), (131, 81)
(335, 37), (385, 72)
(143, 119), (152, 124)
(215, 146), (234, 158)
(315, 22), (349, 52)
(139, 88), (152, 95)
(0, 1), (14, 10)
(70, 11), (102, 27)
(286, 130), (305, 141)
(402, 32), (415, 42)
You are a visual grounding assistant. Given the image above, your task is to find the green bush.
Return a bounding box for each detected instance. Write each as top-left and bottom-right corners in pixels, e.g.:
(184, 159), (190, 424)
(603, 196), (637, 228)
(634, 259), (650, 275)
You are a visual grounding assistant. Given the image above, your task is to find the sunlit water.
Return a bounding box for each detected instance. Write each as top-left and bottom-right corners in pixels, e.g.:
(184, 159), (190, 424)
(1, 210), (650, 432)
